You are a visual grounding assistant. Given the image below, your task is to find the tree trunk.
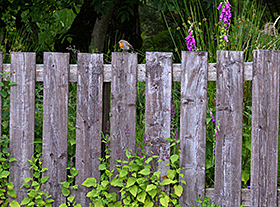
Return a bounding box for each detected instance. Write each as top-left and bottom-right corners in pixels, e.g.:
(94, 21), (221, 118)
(90, 6), (115, 53)
(54, 0), (98, 53)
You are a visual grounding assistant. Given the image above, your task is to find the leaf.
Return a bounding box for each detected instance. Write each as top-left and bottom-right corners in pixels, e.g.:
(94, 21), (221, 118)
(161, 179), (175, 185)
(167, 169), (176, 180)
(82, 178), (97, 187)
(9, 82), (18, 86)
(0, 171), (10, 178)
(9, 200), (20, 207)
(9, 158), (17, 162)
(174, 185), (183, 197)
(67, 195), (75, 202)
(86, 189), (98, 198)
(147, 189), (157, 198)
(0, 90), (7, 98)
(119, 169), (128, 178)
(59, 204), (67, 207)
(137, 191), (146, 203)
(21, 197), (31, 205)
(61, 186), (71, 197)
(139, 168), (150, 175)
(145, 157), (153, 164)
(70, 168), (79, 177)
(111, 179), (123, 187)
(41, 176), (50, 183)
(126, 177), (136, 187)
(170, 154), (179, 163)
(7, 182), (14, 191)
(60, 181), (70, 188)
(99, 163), (106, 170)
(101, 180), (109, 188)
(144, 201), (154, 207)
(7, 189), (17, 198)
(128, 185), (138, 197)
(160, 196), (169, 207)
(146, 184), (157, 192)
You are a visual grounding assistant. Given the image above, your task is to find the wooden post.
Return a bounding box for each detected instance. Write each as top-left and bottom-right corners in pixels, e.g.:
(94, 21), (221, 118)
(214, 51), (244, 206)
(9, 52), (36, 203)
(42, 53), (69, 206)
(251, 50), (280, 207)
(74, 53), (103, 206)
(110, 52), (137, 192)
(179, 51), (208, 206)
(145, 52), (172, 176)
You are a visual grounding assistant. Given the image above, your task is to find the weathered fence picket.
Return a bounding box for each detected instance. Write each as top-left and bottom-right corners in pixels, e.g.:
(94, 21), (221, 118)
(179, 51), (208, 206)
(9, 52), (36, 203)
(214, 51), (244, 207)
(74, 53), (104, 206)
(42, 53), (69, 206)
(4, 50), (280, 207)
(251, 50), (280, 207)
(110, 52), (137, 194)
(145, 52), (173, 177)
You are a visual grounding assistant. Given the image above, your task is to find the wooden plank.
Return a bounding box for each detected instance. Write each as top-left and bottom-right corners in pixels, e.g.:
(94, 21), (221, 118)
(42, 53), (69, 206)
(9, 52), (36, 203)
(179, 51), (208, 206)
(251, 50), (280, 207)
(214, 51), (244, 206)
(145, 52), (172, 176)
(2, 62), (253, 82)
(74, 53), (103, 206)
(110, 52), (137, 184)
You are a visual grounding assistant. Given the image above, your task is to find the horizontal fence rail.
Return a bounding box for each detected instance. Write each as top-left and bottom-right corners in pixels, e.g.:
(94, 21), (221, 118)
(3, 62), (253, 82)
(2, 51), (279, 207)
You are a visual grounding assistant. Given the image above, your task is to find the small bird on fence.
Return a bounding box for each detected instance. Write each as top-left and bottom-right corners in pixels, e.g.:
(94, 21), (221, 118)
(119, 40), (134, 52)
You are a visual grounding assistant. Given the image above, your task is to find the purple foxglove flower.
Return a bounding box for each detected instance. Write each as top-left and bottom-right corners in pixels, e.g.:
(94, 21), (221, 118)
(215, 131), (218, 135)
(247, 186), (250, 189)
(223, 35), (228, 42)
(217, 3), (222, 10)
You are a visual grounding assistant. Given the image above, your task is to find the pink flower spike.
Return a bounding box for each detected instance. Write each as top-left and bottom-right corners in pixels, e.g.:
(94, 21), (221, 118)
(217, 3), (222, 10)
(223, 35), (228, 42)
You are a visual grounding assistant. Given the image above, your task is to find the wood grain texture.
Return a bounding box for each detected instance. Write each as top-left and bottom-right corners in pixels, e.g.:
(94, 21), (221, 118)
(251, 50), (280, 207)
(74, 53), (103, 206)
(2, 62), (253, 82)
(42, 53), (69, 206)
(214, 51), (244, 207)
(110, 52), (137, 179)
(9, 52), (36, 203)
(145, 52), (172, 176)
(179, 51), (208, 206)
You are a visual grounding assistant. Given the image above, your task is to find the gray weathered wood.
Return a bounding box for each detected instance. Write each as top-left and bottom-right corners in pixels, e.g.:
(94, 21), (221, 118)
(9, 52), (36, 203)
(110, 52), (137, 179)
(145, 52), (172, 176)
(2, 62), (253, 82)
(179, 51), (208, 206)
(251, 50), (280, 207)
(42, 53), (69, 206)
(214, 51), (244, 207)
(74, 53), (103, 206)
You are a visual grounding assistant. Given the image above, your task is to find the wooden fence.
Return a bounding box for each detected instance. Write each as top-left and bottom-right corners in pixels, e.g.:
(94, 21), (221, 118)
(3, 50), (280, 207)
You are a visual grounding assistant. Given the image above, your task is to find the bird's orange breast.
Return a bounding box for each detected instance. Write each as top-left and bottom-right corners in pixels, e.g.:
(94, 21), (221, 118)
(119, 42), (124, 48)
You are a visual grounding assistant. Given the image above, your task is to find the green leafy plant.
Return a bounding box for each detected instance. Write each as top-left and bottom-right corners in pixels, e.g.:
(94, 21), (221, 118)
(19, 155), (54, 207)
(82, 147), (185, 207)
(195, 196), (221, 207)
(0, 135), (17, 206)
(59, 167), (81, 207)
